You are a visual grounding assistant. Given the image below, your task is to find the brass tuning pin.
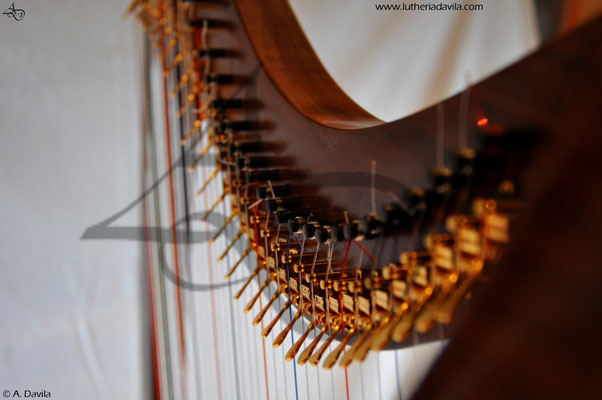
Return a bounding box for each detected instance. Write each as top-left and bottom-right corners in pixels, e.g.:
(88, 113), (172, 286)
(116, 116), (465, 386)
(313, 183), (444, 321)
(322, 327), (357, 370)
(181, 119), (201, 145)
(252, 290), (281, 326)
(244, 277), (272, 313)
(262, 299), (292, 338)
(196, 167), (220, 197)
(233, 265), (261, 299)
(202, 192), (225, 221)
(218, 231), (243, 262)
(308, 323), (341, 366)
(285, 319), (317, 361)
(273, 303), (304, 348)
(297, 324), (327, 365)
(212, 214), (236, 243)
(224, 246), (252, 280)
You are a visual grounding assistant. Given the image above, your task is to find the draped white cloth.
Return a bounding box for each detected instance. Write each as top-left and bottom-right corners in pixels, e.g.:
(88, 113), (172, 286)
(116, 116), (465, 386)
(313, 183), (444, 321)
(0, 0), (146, 399)
(289, 0), (540, 122)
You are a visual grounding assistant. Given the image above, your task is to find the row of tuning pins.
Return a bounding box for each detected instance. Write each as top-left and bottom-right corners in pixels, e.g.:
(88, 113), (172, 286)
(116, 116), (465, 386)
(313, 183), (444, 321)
(332, 124), (539, 364)
(127, 0), (248, 124)
(128, 0), (541, 369)
(228, 117), (539, 368)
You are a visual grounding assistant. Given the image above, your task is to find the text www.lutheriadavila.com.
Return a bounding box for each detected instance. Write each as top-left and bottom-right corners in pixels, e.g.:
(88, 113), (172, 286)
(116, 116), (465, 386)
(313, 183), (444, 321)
(375, 2), (484, 11)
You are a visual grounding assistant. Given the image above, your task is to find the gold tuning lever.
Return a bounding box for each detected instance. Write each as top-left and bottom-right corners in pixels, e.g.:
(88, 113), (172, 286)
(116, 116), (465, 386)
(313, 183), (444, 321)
(212, 214), (236, 243)
(339, 328), (372, 368)
(244, 278), (271, 313)
(167, 53), (184, 72)
(273, 306), (304, 348)
(322, 328), (357, 370)
(233, 265), (261, 300)
(196, 169), (219, 197)
(297, 325), (327, 366)
(435, 273), (477, 324)
(181, 119), (201, 145)
(391, 306), (420, 343)
(218, 231), (242, 262)
(351, 331), (377, 362)
(253, 291), (280, 326)
(225, 246), (252, 280)
(188, 146), (211, 172)
(161, 38), (178, 60)
(171, 74), (190, 98)
(414, 292), (447, 334)
(262, 299), (292, 338)
(308, 325), (341, 366)
(285, 320), (317, 361)
(175, 92), (196, 118)
(371, 307), (406, 351)
(202, 193), (225, 221)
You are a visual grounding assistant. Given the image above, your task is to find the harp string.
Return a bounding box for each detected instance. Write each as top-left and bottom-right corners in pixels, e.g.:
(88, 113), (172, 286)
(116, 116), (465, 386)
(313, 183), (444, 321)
(157, 6), (188, 400)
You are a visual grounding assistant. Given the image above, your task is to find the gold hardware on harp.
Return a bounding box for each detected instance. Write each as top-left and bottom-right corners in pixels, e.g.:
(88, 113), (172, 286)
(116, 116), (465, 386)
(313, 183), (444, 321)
(225, 247), (252, 280)
(126, 0), (558, 382)
(322, 327), (357, 370)
(218, 231), (243, 262)
(297, 324), (327, 366)
(196, 169), (219, 197)
(167, 53), (184, 72)
(391, 305), (422, 343)
(352, 314), (390, 362)
(262, 298), (292, 338)
(233, 265), (261, 299)
(273, 304), (304, 348)
(244, 278), (271, 313)
(435, 273), (478, 324)
(371, 303), (408, 351)
(285, 319), (317, 361)
(252, 290), (280, 326)
(202, 193), (225, 221)
(308, 324), (341, 366)
(188, 145), (211, 172)
(171, 73), (190, 98)
(339, 328), (372, 368)
(181, 119), (201, 145)
(212, 214), (236, 243)
(175, 92), (197, 118)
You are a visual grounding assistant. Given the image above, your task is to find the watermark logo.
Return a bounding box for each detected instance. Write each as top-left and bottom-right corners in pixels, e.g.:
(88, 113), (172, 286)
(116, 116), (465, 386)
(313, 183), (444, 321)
(2, 389), (51, 398)
(3, 3), (25, 21)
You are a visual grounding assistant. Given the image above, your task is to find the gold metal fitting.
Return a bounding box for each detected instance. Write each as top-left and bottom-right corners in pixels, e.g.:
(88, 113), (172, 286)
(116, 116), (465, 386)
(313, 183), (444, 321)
(202, 193), (225, 221)
(244, 278), (271, 313)
(218, 231), (243, 262)
(262, 299), (292, 338)
(224, 246), (252, 280)
(212, 214), (236, 243)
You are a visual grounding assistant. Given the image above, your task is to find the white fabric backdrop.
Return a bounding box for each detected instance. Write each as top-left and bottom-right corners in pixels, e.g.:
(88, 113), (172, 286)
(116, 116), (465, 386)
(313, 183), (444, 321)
(0, 1), (147, 399)
(289, 0), (539, 122)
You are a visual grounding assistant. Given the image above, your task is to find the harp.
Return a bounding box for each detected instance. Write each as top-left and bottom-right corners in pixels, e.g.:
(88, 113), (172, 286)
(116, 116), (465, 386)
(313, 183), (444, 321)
(128, 1), (602, 399)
